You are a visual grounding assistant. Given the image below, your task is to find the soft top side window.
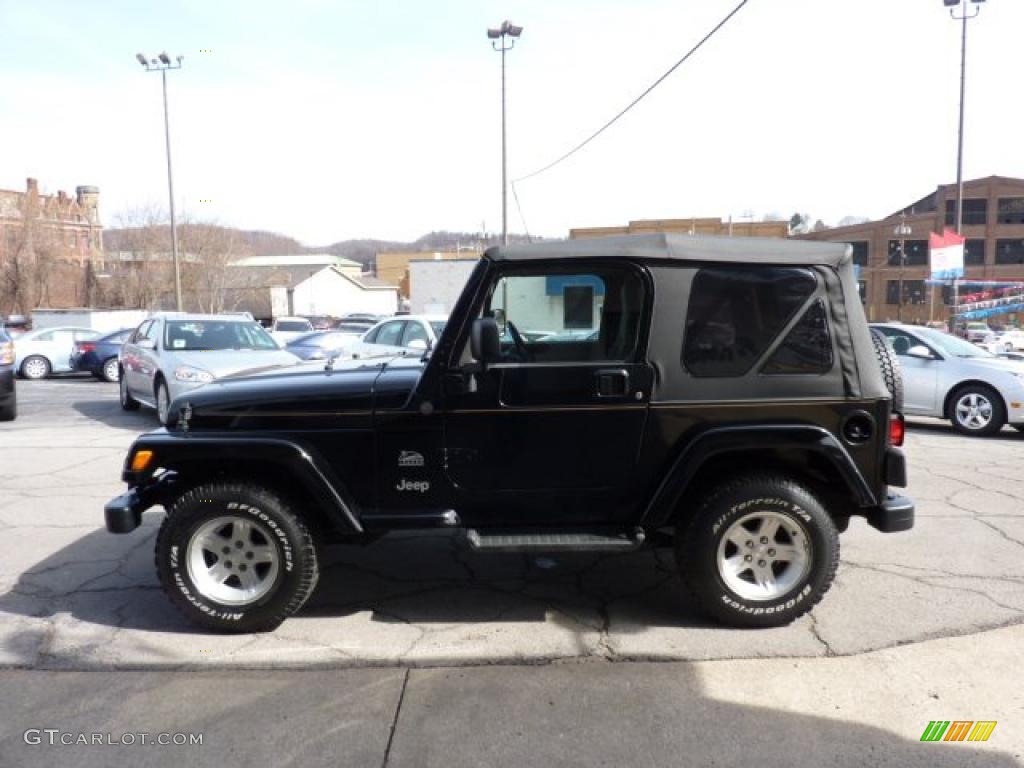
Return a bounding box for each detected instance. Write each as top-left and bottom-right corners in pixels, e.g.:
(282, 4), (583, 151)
(483, 265), (646, 364)
(682, 267), (816, 378)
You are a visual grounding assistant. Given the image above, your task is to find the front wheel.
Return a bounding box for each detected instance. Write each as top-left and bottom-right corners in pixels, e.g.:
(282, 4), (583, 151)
(20, 355), (51, 380)
(101, 357), (120, 383)
(119, 372), (140, 411)
(949, 385), (1005, 437)
(675, 475), (839, 628)
(155, 483), (319, 633)
(155, 380), (171, 425)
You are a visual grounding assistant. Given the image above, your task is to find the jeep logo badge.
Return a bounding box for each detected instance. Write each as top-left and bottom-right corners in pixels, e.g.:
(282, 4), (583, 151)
(396, 478), (430, 493)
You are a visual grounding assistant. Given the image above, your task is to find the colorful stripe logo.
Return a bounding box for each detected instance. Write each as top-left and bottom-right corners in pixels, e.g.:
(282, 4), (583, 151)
(920, 721), (997, 742)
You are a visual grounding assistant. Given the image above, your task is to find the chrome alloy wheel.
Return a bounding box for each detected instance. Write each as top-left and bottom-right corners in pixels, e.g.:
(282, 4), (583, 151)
(955, 392), (993, 431)
(103, 358), (120, 382)
(156, 383), (170, 425)
(186, 516), (280, 606)
(716, 510), (812, 601)
(22, 356), (50, 379)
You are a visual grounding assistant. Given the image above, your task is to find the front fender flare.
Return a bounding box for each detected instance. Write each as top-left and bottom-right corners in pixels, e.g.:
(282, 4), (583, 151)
(123, 432), (363, 534)
(639, 424), (876, 529)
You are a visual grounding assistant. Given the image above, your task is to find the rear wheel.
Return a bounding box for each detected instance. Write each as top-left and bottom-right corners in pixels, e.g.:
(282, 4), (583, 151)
(155, 483), (319, 632)
(675, 475), (839, 628)
(949, 384), (1005, 437)
(20, 355), (51, 380)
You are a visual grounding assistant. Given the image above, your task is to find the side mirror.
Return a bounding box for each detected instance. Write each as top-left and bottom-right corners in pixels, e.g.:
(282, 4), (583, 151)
(137, 338), (156, 351)
(470, 317), (501, 366)
(907, 345), (934, 360)
(406, 338), (428, 351)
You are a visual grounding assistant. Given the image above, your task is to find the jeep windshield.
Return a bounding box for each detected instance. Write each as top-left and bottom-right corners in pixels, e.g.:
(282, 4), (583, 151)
(164, 321), (279, 352)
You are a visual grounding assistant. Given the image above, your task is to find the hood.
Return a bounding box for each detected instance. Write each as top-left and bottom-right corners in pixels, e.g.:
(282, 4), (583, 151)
(172, 349), (301, 379)
(167, 354), (424, 431)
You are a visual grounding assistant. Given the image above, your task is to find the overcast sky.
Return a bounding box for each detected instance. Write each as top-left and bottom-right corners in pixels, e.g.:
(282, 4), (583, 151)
(1, 0), (1021, 244)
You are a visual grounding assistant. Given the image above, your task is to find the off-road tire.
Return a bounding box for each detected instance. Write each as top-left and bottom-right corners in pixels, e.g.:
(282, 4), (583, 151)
(869, 328), (903, 412)
(155, 483), (319, 633)
(948, 383), (1006, 437)
(119, 371), (140, 411)
(675, 475), (840, 628)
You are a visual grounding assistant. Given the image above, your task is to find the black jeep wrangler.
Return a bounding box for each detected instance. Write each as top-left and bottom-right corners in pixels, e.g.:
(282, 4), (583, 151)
(105, 234), (912, 632)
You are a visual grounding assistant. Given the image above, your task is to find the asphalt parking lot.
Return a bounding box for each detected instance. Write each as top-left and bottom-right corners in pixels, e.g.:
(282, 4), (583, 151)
(2, 377), (1023, 765)
(1, 377), (1022, 670)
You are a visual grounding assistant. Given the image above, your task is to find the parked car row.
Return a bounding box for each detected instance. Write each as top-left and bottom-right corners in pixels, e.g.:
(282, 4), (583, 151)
(873, 322), (1024, 437)
(0, 325), (16, 421)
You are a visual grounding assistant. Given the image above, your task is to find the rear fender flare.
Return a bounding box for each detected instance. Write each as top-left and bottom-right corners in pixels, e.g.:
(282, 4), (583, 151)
(639, 424), (876, 529)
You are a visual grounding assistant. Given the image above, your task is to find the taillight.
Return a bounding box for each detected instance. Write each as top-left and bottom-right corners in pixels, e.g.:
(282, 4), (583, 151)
(78, 342), (96, 354)
(889, 412), (905, 446)
(0, 341), (12, 365)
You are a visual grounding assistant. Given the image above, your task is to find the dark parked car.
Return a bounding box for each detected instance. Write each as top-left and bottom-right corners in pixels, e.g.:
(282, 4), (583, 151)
(285, 330), (363, 360)
(0, 326), (16, 421)
(105, 234), (911, 633)
(71, 328), (134, 382)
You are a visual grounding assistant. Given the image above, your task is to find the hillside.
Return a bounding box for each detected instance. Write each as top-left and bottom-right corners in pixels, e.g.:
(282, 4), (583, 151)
(103, 226), (549, 267)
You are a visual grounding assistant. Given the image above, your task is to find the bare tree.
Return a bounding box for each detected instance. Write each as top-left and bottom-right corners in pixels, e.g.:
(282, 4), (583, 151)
(0, 192), (68, 314)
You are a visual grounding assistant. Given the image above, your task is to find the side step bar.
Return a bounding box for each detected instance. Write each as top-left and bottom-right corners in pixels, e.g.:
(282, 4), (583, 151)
(466, 528), (645, 553)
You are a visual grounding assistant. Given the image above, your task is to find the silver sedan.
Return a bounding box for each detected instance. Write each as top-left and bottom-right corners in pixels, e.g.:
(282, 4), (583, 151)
(119, 314), (298, 424)
(872, 323), (1024, 436)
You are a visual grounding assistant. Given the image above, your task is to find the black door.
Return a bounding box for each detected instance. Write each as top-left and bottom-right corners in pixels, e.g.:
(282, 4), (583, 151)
(443, 262), (653, 526)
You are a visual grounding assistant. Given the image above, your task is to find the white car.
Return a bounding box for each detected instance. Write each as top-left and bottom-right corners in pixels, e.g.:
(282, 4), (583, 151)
(873, 323), (1024, 436)
(14, 326), (101, 379)
(347, 315), (447, 360)
(269, 316), (314, 345)
(989, 328), (1024, 352)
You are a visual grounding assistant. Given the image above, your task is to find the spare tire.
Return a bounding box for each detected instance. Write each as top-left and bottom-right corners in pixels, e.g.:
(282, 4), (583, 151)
(870, 328), (904, 412)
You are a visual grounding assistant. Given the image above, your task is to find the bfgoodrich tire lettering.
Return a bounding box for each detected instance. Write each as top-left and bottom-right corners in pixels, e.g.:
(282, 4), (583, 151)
(675, 475), (839, 628)
(155, 483), (319, 633)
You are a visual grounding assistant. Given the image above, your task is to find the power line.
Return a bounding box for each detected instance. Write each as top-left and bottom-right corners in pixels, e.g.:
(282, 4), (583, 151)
(513, 0), (751, 184)
(510, 181), (532, 242)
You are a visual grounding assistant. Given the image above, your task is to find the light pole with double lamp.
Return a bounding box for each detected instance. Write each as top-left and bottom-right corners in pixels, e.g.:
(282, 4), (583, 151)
(487, 21), (523, 247)
(894, 213), (913, 322)
(136, 51), (185, 311)
(943, 0), (985, 236)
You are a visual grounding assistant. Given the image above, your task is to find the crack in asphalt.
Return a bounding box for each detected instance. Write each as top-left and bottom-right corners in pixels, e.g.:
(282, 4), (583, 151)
(842, 561), (1024, 614)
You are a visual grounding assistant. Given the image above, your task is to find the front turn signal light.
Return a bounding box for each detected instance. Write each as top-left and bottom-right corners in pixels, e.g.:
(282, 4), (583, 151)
(889, 413), (905, 447)
(0, 342), (13, 365)
(130, 450), (154, 472)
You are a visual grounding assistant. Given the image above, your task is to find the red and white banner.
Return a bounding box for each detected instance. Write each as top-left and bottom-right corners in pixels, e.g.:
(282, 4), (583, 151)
(929, 228), (965, 280)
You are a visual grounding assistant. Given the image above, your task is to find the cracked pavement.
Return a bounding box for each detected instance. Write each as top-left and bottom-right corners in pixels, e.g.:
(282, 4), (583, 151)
(1, 378), (1023, 670)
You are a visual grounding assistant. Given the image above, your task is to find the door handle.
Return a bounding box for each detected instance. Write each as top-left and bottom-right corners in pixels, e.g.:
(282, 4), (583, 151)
(596, 368), (630, 398)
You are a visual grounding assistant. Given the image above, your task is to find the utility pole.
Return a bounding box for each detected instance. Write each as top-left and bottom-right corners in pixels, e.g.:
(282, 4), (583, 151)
(487, 21), (523, 246)
(137, 51), (184, 311)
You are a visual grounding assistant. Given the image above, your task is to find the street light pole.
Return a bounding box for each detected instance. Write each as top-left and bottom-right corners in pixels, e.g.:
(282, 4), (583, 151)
(894, 212), (912, 322)
(487, 21), (523, 247)
(137, 51), (184, 311)
(942, 0), (984, 328)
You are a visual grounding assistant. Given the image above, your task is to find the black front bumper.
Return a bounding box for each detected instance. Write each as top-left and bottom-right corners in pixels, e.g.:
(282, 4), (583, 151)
(865, 494), (915, 533)
(104, 474), (176, 533)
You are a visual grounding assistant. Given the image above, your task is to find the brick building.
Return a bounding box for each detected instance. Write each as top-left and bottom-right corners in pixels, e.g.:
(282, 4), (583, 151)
(799, 176), (1024, 323)
(375, 250), (481, 298)
(570, 216), (790, 240)
(0, 178), (104, 312)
